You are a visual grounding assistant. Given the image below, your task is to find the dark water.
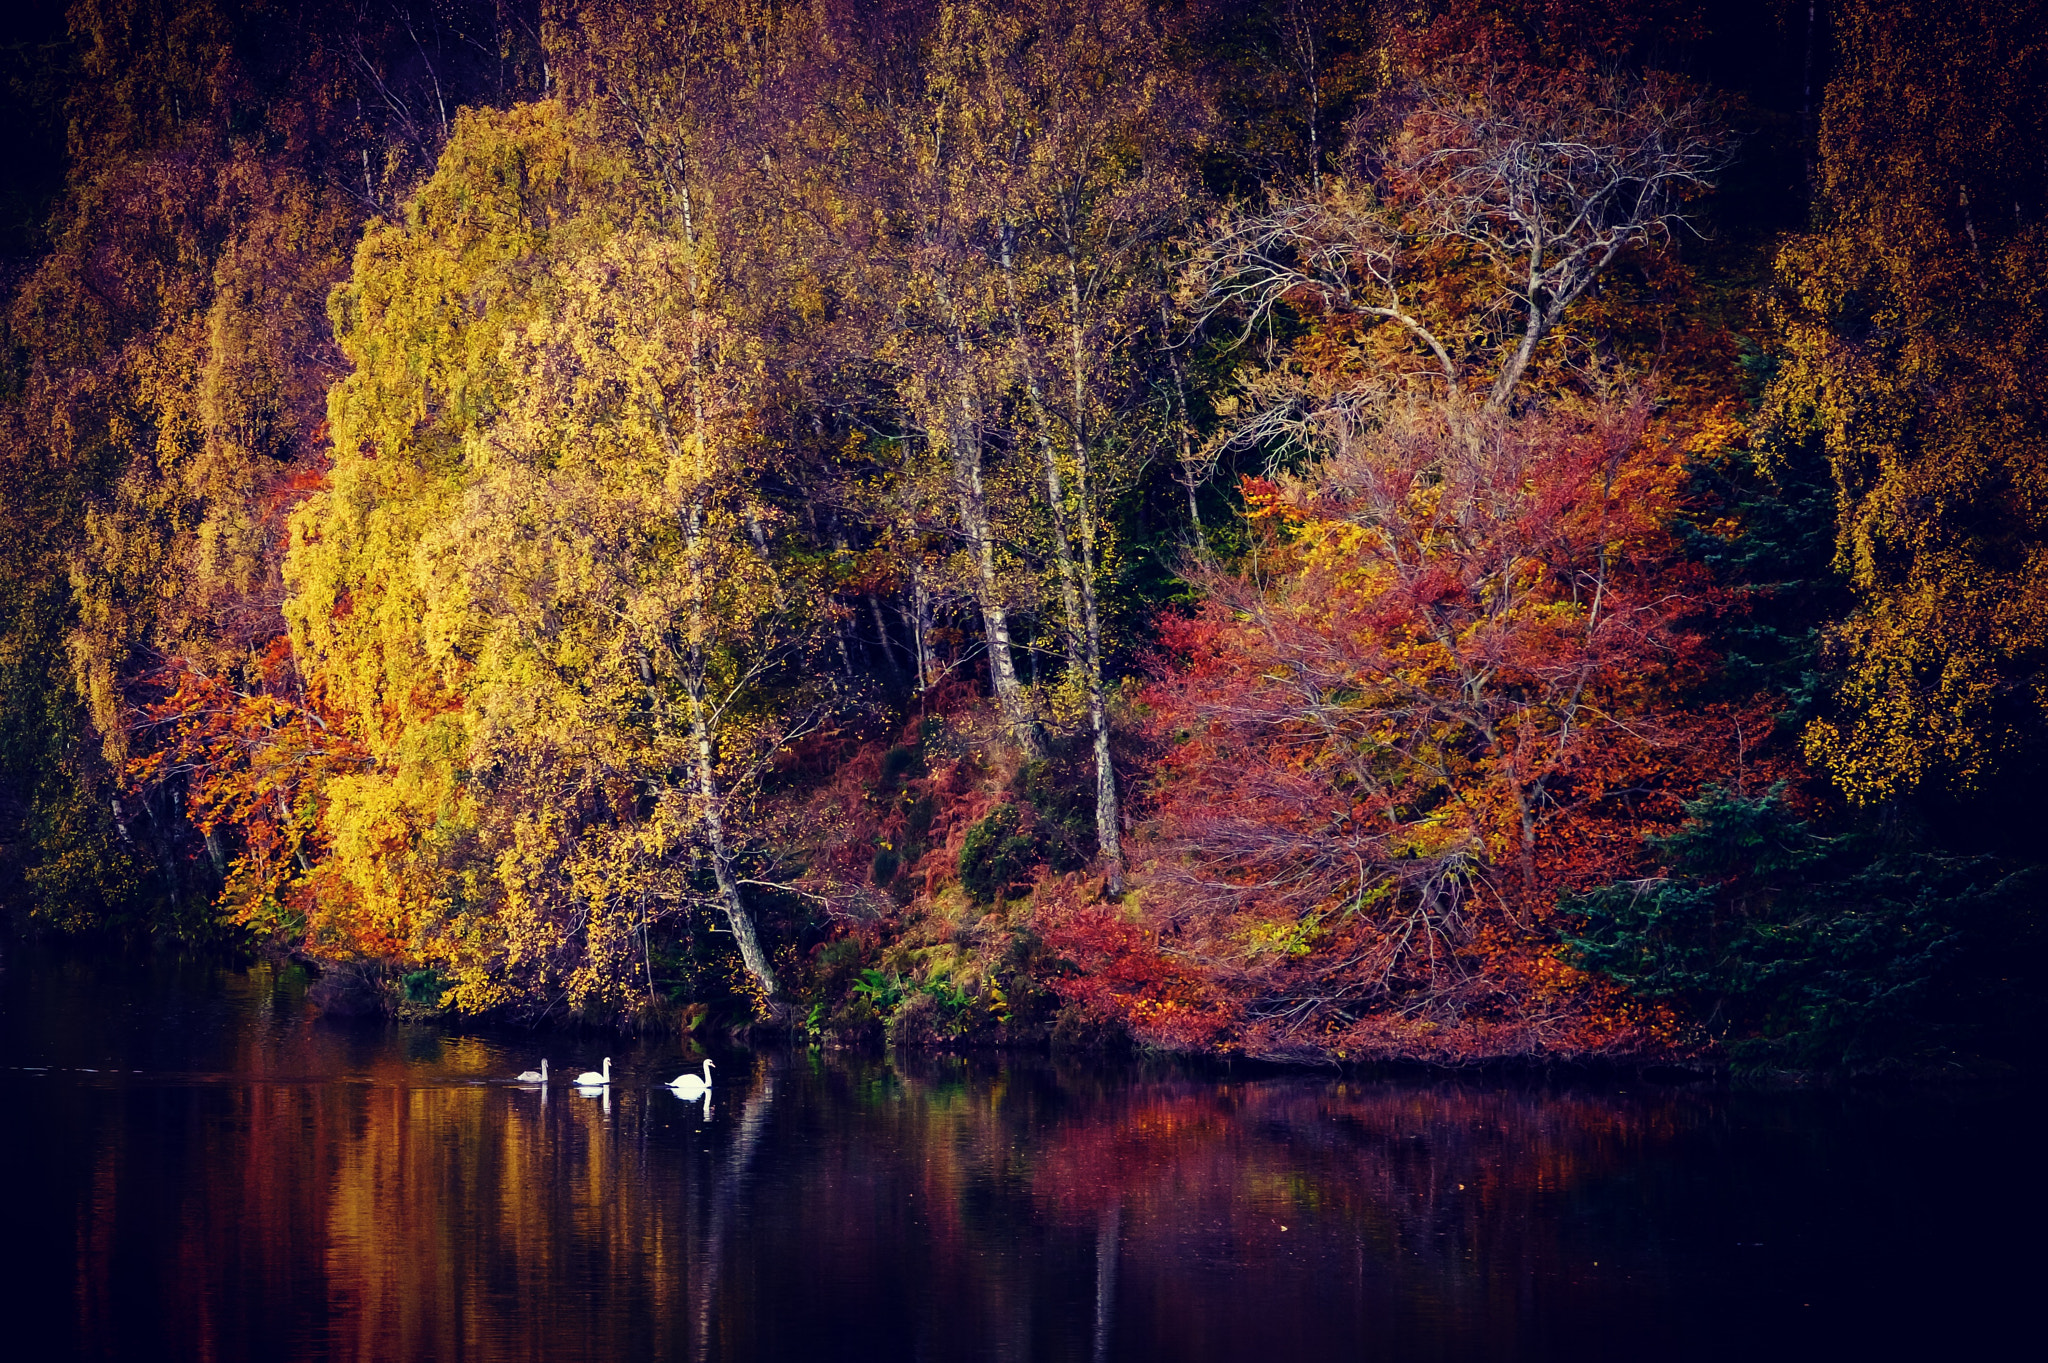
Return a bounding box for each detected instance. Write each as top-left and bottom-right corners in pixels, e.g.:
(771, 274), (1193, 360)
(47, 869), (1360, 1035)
(0, 937), (2033, 1362)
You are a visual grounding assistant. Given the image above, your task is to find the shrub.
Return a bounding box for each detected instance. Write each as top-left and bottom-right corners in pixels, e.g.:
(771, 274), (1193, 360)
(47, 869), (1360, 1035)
(1568, 786), (2041, 1070)
(870, 846), (901, 885)
(886, 989), (942, 1047)
(959, 804), (1039, 903)
(1015, 757), (1095, 872)
(880, 744), (922, 785)
(400, 969), (447, 1007)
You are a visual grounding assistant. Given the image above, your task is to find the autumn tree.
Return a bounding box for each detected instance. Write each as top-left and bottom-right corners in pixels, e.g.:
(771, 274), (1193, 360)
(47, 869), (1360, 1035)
(929, 0), (1208, 894)
(0, 0), (542, 921)
(1070, 37), (1743, 1058)
(1192, 60), (1728, 412)
(287, 8), (863, 1012)
(1116, 402), (1722, 1057)
(421, 228), (831, 1015)
(1764, 0), (2048, 808)
(857, 6), (1052, 759)
(283, 102), (622, 1003)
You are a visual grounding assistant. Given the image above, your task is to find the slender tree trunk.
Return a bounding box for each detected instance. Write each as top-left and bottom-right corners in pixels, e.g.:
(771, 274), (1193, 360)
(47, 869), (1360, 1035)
(1000, 226), (1085, 676)
(664, 502), (782, 1006)
(911, 562), (938, 691)
(922, 252), (1044, 754)
(639, 628), (779, 1007)
(670, 221), (780, 1005)
(1802, 1), (1819, 199)
(685, 685), (780, 999)
(866, 591), (906, 687)
(640, 889), (656, 1000)
(279, 790), (311, 873)
(940, 392), (1045, 758)
(999, 221), (1122, 890)
(1063, 253), (1124, 895)
(1286, 0), (1322, 192)
(1162, 304), (1206, 556)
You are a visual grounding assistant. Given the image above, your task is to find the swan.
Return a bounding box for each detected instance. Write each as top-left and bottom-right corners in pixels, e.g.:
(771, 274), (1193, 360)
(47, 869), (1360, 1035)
(573, 1057), (612, 1087)
(667, 1058), (715, 1099)
(514, 1058), (548, 1084)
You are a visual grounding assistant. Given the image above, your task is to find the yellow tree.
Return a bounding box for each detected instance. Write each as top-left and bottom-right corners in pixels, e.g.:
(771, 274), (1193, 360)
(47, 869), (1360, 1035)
(285, 102), (617, 994)
(1766, 0), (2048, 803)
(424, 229), (824, 1014)
(291, 64), (829, 1014)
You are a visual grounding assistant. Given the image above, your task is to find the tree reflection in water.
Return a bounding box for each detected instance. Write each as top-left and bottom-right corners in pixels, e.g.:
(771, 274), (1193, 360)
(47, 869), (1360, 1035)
(0, 945), (2025, 1362)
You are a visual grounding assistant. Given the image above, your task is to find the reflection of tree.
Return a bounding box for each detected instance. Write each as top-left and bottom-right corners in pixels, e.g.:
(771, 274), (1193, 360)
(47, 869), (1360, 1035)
(1093, 1203), (1120, 1363)
(786, 1059), (1721, 1358)
(694, 1061), (778, 1363)
(676, 1055), (1753, 1359)
(59, 1038), (1892, 1361)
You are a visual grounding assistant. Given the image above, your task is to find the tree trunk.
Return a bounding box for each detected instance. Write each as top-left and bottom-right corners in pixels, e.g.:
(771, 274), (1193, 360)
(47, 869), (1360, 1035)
(1802, 1), (1819, 199)
(910, 562), (937, 692)
(1000, 223), (1123, 891)
(941, 399), (1045, 758)
(1162, 304), (1207, 557)
(1063, 254), (1124, 896)
(669, 215), (781, 1006)
(1001, 230), (1088, 678)
(866, 591), (906, 687)
(686, 688), (780, 1002)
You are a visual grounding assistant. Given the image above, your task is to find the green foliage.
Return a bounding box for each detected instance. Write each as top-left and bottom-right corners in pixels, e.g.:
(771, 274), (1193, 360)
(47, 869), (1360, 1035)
(21, 764), (146, 931)
(1678, 425), (1847, 716)
(1569, 787), (2041, 1070)
(880, 745), (923, 786)
(1014, 757), (1096, 873)
(852, 966), (906, 1015)
(399, 969), (447, 1007)
(870, 847), (901, 885)
(0, 569), (146, 928)
(904, 794), (936, 844)
(958, 804), (1039, 904)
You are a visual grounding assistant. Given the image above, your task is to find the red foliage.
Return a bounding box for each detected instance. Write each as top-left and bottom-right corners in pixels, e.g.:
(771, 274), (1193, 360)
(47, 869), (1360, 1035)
(1053, 402), (1781, 1062)
(126, 640), (367, 940)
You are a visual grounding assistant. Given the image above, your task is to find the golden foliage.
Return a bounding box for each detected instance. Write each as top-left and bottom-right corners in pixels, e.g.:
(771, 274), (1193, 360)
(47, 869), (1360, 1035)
(1767, 0), (2048, 800)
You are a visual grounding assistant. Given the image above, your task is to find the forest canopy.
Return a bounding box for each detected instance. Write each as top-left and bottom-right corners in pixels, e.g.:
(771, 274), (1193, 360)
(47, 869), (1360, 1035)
(2, 0), (2041, 1074)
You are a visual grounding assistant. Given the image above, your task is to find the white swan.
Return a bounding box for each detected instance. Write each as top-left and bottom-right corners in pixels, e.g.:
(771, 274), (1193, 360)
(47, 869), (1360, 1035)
(573, 1056), (612, 1087)
(514, 1058), (548, 1084)
(667, 1058), (715, 1098)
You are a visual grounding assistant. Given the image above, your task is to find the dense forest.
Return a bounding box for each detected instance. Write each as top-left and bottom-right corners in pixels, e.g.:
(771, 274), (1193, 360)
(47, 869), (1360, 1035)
(2, 0), (2042, 1073)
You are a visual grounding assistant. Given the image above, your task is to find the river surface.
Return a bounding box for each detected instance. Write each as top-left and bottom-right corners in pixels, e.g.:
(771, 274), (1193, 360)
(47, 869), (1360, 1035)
(0, 935), (2033, 1361)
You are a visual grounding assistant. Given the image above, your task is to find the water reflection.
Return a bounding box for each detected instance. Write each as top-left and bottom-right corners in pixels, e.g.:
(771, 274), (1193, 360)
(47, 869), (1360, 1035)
(0, 938), (2030, 1361)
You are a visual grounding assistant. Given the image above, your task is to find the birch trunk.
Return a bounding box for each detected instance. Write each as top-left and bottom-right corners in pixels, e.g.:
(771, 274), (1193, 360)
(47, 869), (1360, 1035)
(671, 185), (781, 1004)
(1001, 225), (1123, 891)
(941, 394), (1045, 758)
(686, 686), (780, 998)
(1064, 255), (1124, 895)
